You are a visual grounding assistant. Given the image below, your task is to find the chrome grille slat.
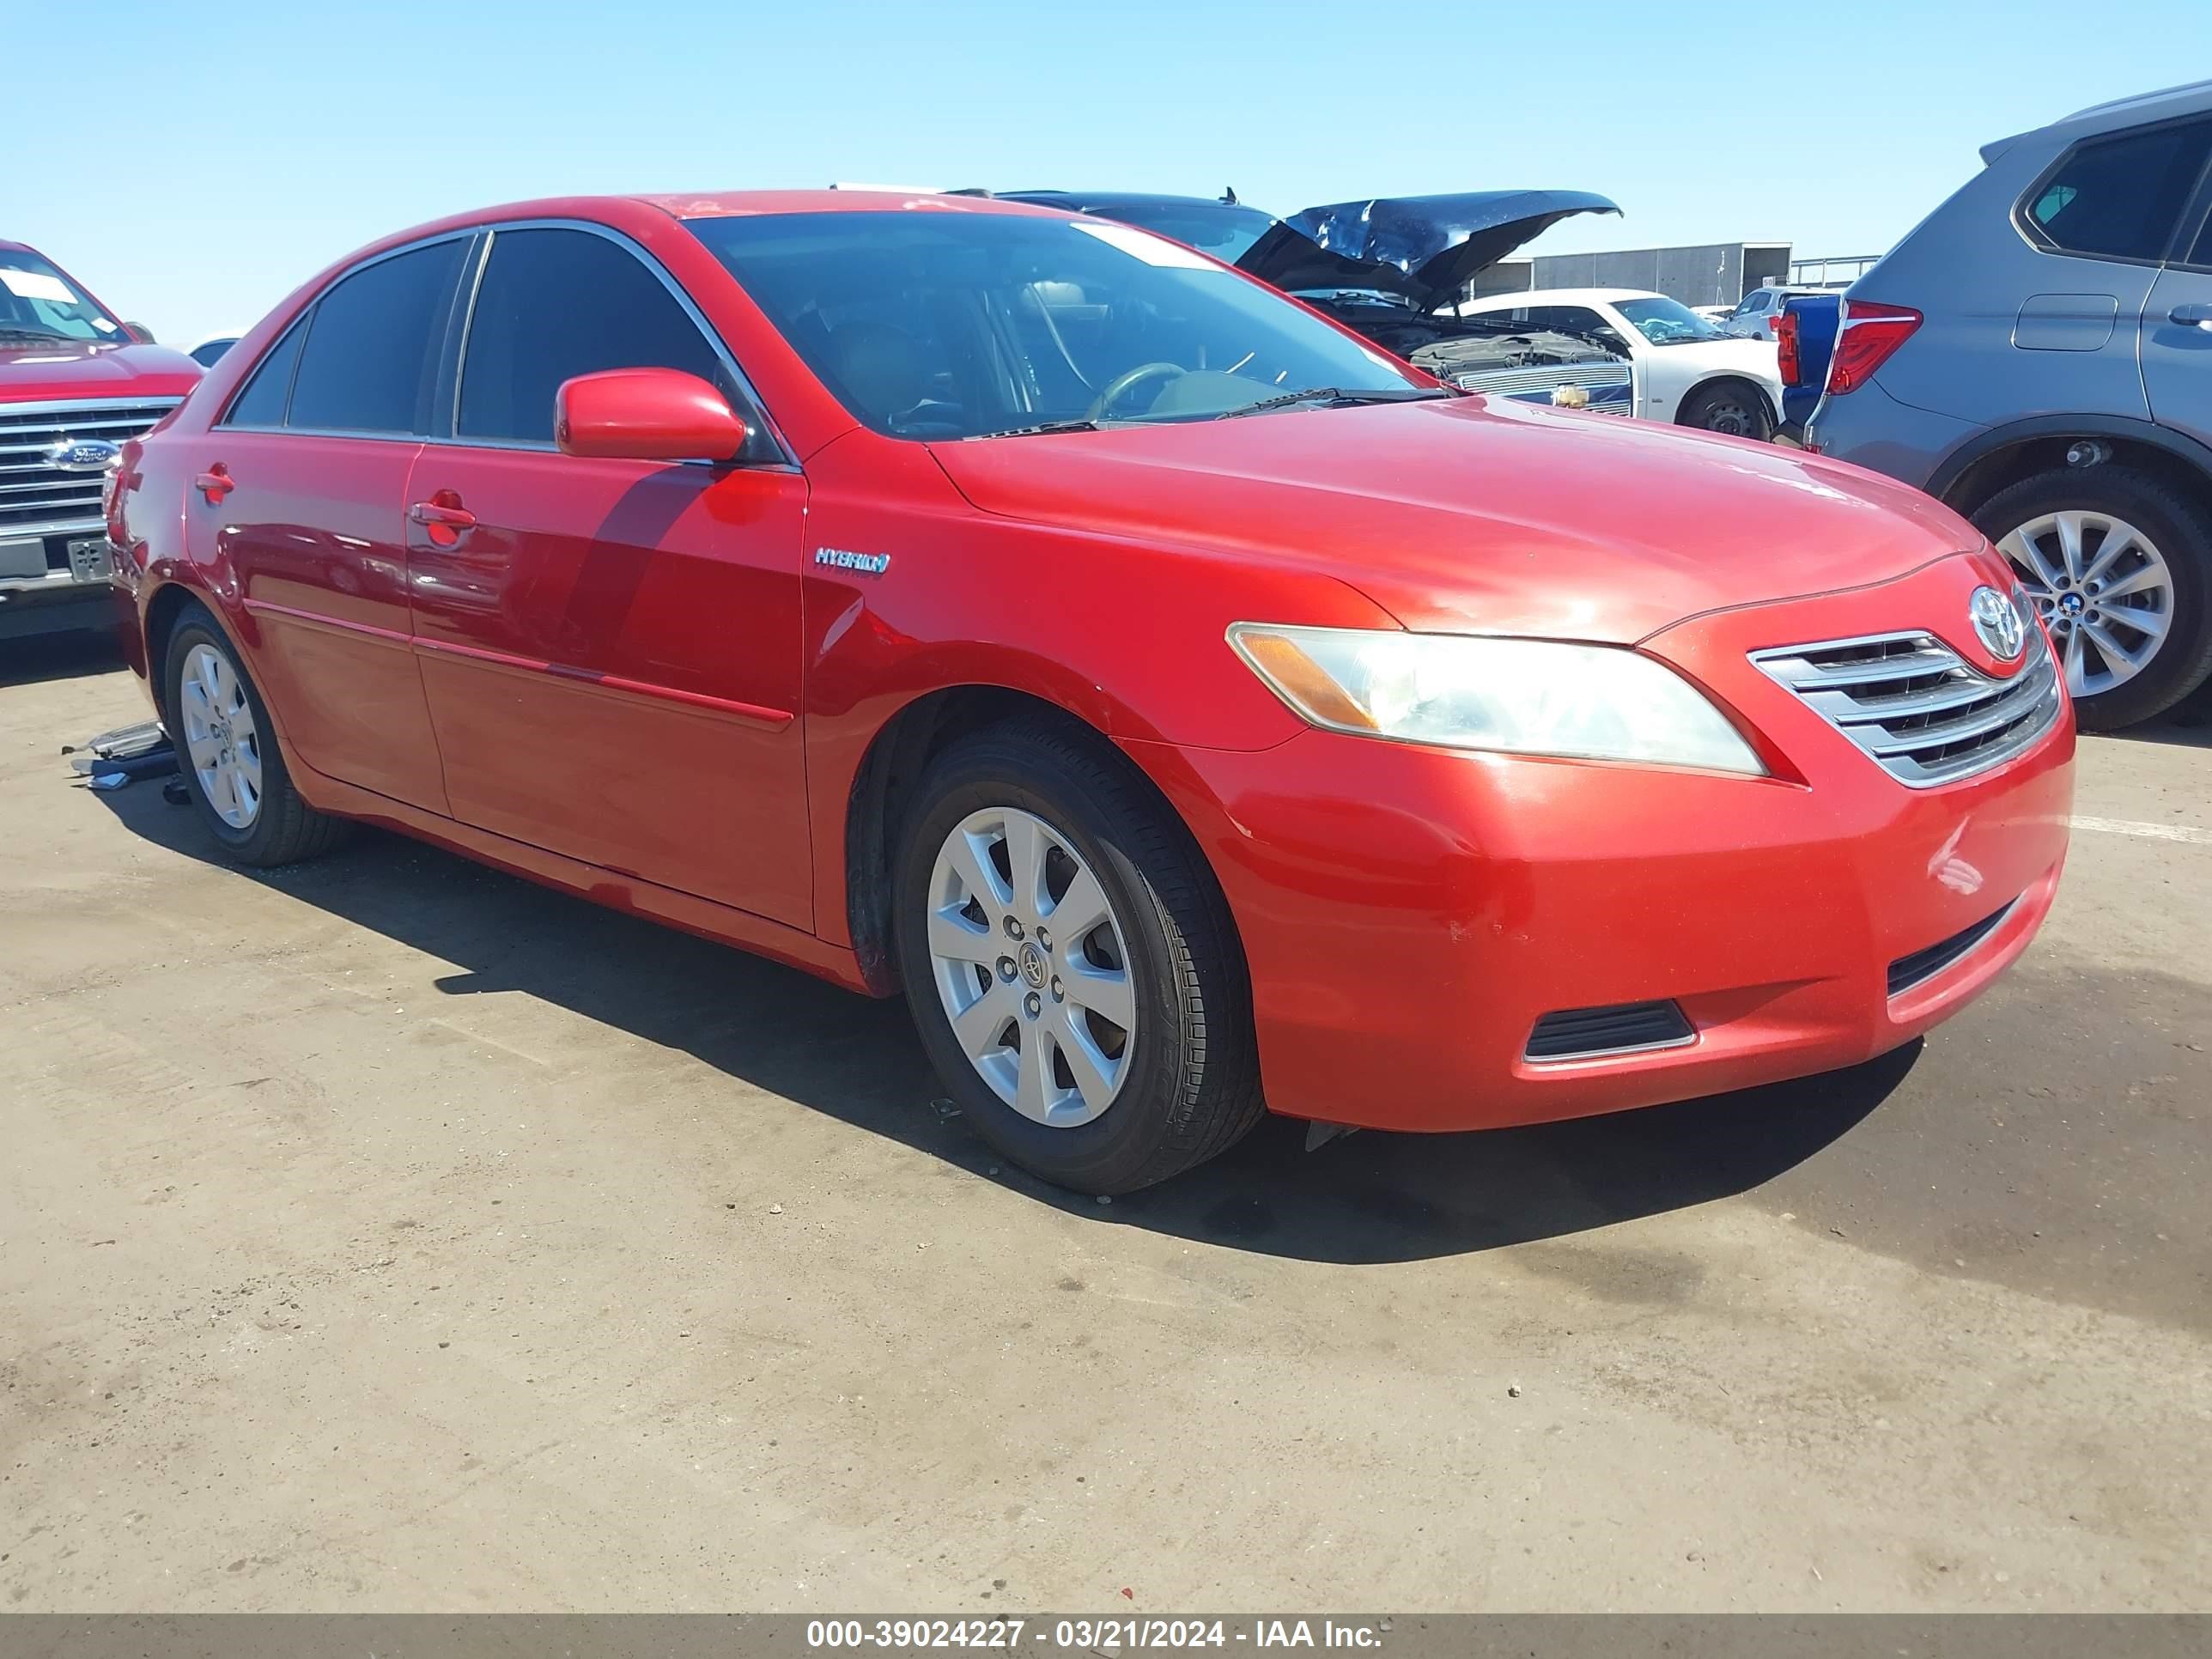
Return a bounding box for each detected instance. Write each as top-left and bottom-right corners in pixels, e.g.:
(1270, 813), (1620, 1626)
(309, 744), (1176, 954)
(1752, 626), (2062, 788)
(0, 398), (177, 539)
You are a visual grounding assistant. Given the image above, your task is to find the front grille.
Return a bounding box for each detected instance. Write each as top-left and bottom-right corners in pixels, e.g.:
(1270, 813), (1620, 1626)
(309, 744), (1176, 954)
(0, 398), (180, 539)
(1750, 624), (2062, 787)
(1887, 900), (2015, 996)
(1450, 362), (1631, 400)
(1525, 1000), (1696, 1062)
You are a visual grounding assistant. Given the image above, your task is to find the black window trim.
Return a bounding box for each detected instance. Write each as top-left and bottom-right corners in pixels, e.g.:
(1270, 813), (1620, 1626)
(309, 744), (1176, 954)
(2010, 112), (2212, 271)
(437, 216), (795, 469)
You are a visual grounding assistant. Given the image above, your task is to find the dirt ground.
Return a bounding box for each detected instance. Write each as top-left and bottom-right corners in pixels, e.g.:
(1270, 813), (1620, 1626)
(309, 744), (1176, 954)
(3, 638), (2208, 1613)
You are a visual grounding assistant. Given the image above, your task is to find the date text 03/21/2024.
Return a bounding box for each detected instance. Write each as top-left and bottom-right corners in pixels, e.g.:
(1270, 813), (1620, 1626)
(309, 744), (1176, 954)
(805, 1619), (1389, 1650)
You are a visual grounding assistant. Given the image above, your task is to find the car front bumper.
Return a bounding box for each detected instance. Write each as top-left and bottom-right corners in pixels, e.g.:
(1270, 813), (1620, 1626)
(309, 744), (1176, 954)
(1124, 552), (2075, 1133)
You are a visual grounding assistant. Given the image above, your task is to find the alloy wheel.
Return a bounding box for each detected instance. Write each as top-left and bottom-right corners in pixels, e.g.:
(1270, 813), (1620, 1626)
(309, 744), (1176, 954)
(1998, 509), (2173, 698)
(178, 642), (263, 830)
(925, 806), (1135, 1127)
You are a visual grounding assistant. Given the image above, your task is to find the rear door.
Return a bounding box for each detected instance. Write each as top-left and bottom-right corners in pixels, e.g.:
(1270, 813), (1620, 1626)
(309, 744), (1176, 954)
(2142, 135), (2212, 452)
(404, 223), (812, 929)
(187, 235), (468, 811)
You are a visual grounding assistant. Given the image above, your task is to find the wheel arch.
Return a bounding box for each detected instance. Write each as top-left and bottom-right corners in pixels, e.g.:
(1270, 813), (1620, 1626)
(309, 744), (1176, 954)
(1676, 373), (1780, 428)
(1931, 416), (2212, 519)
(838, 683), (1231, 998)
(142, 576), (246, 730)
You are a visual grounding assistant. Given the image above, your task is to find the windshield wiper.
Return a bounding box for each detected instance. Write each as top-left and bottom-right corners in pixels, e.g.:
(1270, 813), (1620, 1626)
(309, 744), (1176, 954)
(966, 417), (1104, 440)
(1213, 386), (1450, 420)
(0, 325), (70, 343)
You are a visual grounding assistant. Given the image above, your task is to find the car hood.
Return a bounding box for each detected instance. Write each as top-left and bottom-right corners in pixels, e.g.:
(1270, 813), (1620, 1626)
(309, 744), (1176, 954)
(928, 397), (1975, 644)
(1240, 190), (1622, 311)
(0, 339), (203, 404)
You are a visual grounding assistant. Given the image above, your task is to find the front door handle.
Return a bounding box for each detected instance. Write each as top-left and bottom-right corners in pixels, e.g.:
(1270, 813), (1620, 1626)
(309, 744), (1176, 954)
(2169, 303), (2212, 329)
(408, 495), (477, 547)
(194, 466), (234, 503)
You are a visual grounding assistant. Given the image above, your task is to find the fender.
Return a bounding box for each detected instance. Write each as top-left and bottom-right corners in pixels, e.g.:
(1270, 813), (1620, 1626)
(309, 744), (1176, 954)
(1926, 412), (2212, 505)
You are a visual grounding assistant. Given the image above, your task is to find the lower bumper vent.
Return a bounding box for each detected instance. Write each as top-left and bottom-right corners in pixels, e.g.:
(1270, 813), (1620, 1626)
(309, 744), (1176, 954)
(1525, 1000), (1695, 1062)
(1887, 901), (2014, 996)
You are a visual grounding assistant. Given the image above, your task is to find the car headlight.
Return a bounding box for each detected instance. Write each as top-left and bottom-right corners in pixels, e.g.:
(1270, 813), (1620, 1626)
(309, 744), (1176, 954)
(1227, 623), (1766, 775)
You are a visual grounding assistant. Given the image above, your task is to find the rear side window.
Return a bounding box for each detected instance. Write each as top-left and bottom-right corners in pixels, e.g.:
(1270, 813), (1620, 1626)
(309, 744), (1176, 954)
(288, 240), (465, 434)
(458, 228), (732, 446)
(2025, 121), (2212, 263)
(222, 321), (305, 428)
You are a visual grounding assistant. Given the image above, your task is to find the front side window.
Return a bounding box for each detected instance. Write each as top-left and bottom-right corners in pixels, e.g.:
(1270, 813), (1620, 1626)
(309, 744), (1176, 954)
(288, 240), (466, 435)
(0, 249), (124, 342)
(1614, 296), (1727, 345)
(688, 210), (1422, 440)
(2026, 121), (2212, 263)
(459, 228), (744, 447)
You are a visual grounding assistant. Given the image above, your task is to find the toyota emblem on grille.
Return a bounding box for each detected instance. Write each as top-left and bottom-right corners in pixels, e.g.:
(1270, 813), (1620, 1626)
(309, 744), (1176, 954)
(1969, 585), (2026, 663)
(44, 437), (123, 474)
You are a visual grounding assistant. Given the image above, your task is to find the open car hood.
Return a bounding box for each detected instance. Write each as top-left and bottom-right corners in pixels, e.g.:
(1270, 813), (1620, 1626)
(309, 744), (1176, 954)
(1237, 190), (1621, 310)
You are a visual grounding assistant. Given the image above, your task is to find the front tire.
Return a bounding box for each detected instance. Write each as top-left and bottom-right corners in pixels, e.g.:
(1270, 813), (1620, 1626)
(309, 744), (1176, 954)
(892, 720), (1263, 1194)
(164, 605), (349, 866)
(1680, 380), (1774, 441)
(1973, 466), (2212, 730)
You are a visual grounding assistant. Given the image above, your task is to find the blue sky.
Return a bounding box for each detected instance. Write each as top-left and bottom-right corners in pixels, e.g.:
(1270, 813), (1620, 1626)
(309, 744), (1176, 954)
(20, 2), (2208, 345)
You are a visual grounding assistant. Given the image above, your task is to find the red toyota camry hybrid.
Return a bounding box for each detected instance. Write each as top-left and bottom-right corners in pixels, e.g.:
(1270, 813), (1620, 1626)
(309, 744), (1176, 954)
(108, 191), (2073, 1194)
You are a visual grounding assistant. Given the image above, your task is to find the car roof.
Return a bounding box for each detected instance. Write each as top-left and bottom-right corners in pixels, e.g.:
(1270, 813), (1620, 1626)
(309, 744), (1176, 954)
(635, 188), (1062, 221)
(1983, 78), (2212, 161)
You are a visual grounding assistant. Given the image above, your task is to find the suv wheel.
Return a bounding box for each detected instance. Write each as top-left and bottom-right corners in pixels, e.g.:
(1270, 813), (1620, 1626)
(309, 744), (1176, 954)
(892, 719), (1264, 1194)
(1974, 467), (2212, 730)
(164, 605), (350, 866)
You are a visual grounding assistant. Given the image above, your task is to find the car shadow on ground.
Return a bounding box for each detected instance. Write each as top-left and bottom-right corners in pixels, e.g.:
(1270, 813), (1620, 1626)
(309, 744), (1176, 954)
(88, 781), (1913, 1265)
(2103, 676), (2212, 750)
(3, 631), (124, 690)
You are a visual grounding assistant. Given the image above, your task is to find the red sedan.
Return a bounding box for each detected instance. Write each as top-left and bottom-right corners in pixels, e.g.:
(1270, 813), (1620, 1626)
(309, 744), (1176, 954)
(108, 191), (2073, 1193)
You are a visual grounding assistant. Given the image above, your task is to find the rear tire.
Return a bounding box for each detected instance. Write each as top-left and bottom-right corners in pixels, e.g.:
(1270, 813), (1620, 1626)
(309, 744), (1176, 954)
(1680, 380), (1774, 441)
(1972, 466), (2212, 731)
(164, 605), (350, 866)
(892, 719), (1263, 1194)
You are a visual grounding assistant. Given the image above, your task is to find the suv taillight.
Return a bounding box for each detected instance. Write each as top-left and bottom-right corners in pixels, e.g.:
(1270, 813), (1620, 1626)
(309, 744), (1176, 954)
(1826, 301), (1922, 395)
(1773, 308), (1801, 386)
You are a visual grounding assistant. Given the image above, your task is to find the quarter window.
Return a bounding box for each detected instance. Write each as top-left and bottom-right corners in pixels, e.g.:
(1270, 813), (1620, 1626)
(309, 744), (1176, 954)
(287, 240), (466, 434)
(2026, 121), (2212, 263)
(458, 228), (734, 447)
(222, 320), (306, 428)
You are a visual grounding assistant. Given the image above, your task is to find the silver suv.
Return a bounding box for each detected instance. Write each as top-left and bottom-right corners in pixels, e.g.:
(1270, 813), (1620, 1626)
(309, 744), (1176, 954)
(1808, 80), (2212, 728)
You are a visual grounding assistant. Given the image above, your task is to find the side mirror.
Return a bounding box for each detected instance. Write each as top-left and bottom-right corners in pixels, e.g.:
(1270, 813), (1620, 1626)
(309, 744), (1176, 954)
(123, 321), (155, 343)
(555, 368), (747, 463)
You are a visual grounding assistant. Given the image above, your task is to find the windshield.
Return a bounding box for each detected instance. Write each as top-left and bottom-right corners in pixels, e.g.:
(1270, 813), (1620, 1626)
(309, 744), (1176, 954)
(1614, 295), (1728, 346)
(0, 251), (124, 341)
(689, 210), (1422, 440)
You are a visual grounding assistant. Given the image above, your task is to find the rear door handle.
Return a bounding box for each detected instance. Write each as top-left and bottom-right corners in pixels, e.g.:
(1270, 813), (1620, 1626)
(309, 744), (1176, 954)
(2169, 303), (2212, 328)
(408, 496), (477, 547)
(194, 466), (234, 503)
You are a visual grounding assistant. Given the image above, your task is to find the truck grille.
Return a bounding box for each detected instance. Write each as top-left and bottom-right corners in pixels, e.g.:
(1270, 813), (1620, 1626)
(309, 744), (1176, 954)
(1452, 362), (1631, 404)
(1750, 625), (2062, 788)
(0, 398), (180, 539)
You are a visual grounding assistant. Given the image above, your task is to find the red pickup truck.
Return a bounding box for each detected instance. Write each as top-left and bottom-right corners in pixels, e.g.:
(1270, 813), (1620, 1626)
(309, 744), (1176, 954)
(3, 239), (200, 643)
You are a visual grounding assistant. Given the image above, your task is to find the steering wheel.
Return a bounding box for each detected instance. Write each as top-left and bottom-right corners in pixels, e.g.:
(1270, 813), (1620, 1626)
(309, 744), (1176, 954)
(1086, 361), (1187, 422)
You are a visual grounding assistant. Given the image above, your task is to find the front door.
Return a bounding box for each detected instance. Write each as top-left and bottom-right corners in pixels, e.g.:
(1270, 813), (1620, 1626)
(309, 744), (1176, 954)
(404, 225), (812, 930)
